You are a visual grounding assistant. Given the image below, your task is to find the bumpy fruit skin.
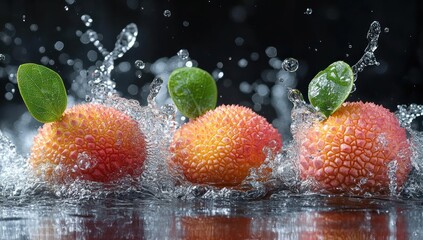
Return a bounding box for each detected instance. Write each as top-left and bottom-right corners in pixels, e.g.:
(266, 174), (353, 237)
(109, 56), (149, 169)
(29, 103), (147, 183)
(298, 102), (411, 194)
(169, 105), (282, 187)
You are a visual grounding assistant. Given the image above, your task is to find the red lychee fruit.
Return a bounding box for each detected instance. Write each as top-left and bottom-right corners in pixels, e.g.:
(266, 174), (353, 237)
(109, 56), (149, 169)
(29, 103), (147, 183)
(297, 101), (412, 194)
(169, 105), (282, 187)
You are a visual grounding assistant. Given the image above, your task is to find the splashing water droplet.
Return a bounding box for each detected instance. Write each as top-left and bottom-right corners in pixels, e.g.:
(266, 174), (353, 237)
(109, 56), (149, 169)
(177, 49), (189, 60)
(282, 58), (299, 72)
(135, 60), (145, 69)
(77, 152), (97, 171)
(396, 104), (423, 129)
(388, 160), (398, 195)
(352, 21), (381, 81)
(288, 88), (306, 107)
(163, 10), (171, 17)
(81, 14), (93, 27)
(304, 8), (313, 15)
(147, 77), (164, 107)
(110, 23), (138, 60)
(88, 23), (138, 103)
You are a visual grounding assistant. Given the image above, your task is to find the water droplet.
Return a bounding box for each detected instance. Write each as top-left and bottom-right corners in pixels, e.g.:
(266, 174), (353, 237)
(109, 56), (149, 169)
(135, 60), (145, 69)
(81, 14), (93, 27)
(304, 8), (313, 15)
(177, 49), (189, 60)
(182, 21), (190, 27)
(0, 54), (5, 61)
(384, 27), (389, 33)
(287, 88), (306, 106)
(163, 10), (171, 17)
(348, 44), (352, 49)
(22, 15), (26, 22)
(282, 58), (299, 72)
(64, 6), (69, 11)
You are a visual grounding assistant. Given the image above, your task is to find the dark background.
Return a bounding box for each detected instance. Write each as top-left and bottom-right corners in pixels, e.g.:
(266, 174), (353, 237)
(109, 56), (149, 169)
(1, 0), (423, 125)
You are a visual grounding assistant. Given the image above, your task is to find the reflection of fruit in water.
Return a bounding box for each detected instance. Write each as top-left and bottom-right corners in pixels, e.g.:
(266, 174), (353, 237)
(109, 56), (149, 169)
(173, 216), (277, 240)
(29, 104), (147, 183)
(297, 102), (411, 194)
(170, 105), (282, 187)
(298, 209), (407, 240)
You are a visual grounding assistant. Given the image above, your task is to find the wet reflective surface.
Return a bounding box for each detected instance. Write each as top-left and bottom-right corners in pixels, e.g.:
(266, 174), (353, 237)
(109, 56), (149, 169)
(2, 195), (423, 239)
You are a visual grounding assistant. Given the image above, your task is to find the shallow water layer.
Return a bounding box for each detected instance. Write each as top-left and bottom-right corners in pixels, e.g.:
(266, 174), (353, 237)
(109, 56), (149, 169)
(1, 195), (423, 239)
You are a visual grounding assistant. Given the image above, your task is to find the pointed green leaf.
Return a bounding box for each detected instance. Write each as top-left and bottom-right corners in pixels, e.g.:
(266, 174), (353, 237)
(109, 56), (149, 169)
(308, 61), (354, 117)
(168, 67), (217, 119)
(17, 63), (67, 123)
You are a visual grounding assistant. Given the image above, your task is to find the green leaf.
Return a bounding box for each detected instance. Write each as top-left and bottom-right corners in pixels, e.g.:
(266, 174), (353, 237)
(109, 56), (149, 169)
(17, 63), (67, 123)
(168, 67), (217, 119)
(308, 61), (354, 118)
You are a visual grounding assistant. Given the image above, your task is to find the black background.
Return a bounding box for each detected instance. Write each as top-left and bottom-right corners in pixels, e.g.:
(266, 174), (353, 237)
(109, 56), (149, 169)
(0, 0), (422, 126)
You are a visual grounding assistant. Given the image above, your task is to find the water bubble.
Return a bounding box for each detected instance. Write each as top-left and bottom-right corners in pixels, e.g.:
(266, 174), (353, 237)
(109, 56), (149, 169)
(135, 60), (145, 69)
(384, 27), (389, 33)
(282, 57), (299, 72)
(0, 54), (5, 61)
(81, 14), (93, 27)
(65, 0), (75, 4)
(163, 10), (171, 17)
(177, 49), (189, 60)
(304, 8), (313, 15)
(182, 21), (190, 27)
(348, 44), (353, 49)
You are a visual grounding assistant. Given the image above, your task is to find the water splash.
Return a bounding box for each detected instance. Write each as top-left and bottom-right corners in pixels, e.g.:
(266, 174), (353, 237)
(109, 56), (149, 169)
(88, 23), (138, 103)
(352, 21), (381, 80)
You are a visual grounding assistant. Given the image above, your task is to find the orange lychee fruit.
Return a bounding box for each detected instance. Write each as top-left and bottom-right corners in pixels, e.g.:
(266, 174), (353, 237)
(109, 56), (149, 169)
(169, 105), (282, 187)
(29, 103), (147, 183)
(297, 101), (412, 194)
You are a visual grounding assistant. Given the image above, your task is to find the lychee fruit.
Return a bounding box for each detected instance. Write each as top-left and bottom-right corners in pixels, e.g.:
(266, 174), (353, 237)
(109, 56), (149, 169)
(29, 103), (147, 183)
(169, 105), (282, 187)
(297, 101), (412, 194)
